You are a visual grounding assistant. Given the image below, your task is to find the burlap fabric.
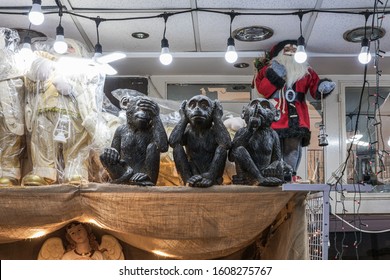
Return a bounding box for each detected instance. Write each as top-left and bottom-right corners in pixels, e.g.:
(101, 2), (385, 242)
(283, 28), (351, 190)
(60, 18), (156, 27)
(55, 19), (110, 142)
(0, 184), (308, 259)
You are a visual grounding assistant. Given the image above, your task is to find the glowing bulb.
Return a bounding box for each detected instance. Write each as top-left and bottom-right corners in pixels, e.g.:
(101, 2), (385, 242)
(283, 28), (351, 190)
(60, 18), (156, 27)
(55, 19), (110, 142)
(53, 25), (67, 54)
(28, 1), (44, 26)
(225, 45), (238, 63)
(20, 37), (33, 57)
(225, 37), (237, 63)
(358, 46), (372, 64)
(294, 45), (307, 63)
(159, 47), (173, 65)
(54, 35), (67, 54)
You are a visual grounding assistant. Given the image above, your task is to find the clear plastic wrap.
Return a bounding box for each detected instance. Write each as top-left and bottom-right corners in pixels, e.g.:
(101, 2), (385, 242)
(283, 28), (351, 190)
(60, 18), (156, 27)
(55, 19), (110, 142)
(0, 27), (25, 187)
(22, 37), (119, 186)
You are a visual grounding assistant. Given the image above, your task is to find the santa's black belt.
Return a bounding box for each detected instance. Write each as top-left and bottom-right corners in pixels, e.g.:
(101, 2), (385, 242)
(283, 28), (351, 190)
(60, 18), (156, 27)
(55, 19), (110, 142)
(271, 90), (304, 102)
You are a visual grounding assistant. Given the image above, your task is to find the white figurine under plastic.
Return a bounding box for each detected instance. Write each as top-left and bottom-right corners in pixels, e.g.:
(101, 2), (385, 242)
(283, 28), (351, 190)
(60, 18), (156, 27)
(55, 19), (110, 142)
(22, 38), (115, 186)
(37, 222), (124, 260)
(0, 28), (25, 187)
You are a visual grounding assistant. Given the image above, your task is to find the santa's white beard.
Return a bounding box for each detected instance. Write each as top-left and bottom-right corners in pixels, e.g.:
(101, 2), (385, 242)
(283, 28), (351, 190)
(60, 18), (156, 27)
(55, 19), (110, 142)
(274, 53), (309, 88)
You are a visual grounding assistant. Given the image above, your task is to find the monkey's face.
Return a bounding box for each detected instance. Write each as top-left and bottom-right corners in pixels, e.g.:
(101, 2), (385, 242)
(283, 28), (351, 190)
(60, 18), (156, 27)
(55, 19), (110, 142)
(246, 98), (279, 128)
(126, 98), (157, 130)
(186, 95), (213, 127)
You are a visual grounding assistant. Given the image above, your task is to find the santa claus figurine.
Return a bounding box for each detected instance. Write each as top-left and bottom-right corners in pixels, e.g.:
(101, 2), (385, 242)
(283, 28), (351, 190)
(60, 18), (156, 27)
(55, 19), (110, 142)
(254, 40), (335, 180)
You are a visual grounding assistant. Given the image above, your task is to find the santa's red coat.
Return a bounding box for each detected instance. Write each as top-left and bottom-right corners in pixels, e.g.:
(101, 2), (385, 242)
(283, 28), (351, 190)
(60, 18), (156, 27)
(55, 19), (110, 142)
(255, 65), (322, 146)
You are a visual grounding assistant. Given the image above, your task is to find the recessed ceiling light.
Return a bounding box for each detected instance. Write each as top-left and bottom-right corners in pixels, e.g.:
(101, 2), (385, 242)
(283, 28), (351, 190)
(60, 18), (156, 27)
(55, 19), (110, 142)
(233, 26), (273, 42)
(131, 32), (149, 39)
(234, 62), (249, 68)
(343, 26), (385, 43)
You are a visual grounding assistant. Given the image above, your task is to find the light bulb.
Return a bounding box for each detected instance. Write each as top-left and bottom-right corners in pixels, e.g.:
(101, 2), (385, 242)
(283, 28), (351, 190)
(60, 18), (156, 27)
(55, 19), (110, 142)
(20, 37), (33, 57)
(28, 1), (44, 26)
(358, 38), (371, 64)
(53, 25), (67, 54)
(54, 35), (67, 54)
(358, 46), (372, 64)
(225, 37), (237, 63)
(159, 48), (172, 65)
(159, 38), (172, 65)
(294, 36), (307, 63)
(294, 45), (307, 63)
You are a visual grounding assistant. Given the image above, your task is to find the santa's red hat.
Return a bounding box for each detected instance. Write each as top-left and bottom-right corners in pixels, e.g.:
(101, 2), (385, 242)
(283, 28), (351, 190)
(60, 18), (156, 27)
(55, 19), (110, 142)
(269, 40), (297, 59)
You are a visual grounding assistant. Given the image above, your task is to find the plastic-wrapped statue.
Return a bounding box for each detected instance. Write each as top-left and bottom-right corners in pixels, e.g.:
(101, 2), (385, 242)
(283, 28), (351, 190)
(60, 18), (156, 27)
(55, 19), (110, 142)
(22, 38), (109, 186)
(100, 95), (169, 186)
(0, 28), (25, 187)
(254, 40), (335, 179)
(229, 98), (291, 186)
(169, 95), (231, 187)
(37, 222), (124, 260)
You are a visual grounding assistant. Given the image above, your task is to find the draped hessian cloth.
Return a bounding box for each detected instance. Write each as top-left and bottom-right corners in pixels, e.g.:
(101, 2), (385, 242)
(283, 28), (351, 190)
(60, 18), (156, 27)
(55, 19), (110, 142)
(0, 184), (308, 259)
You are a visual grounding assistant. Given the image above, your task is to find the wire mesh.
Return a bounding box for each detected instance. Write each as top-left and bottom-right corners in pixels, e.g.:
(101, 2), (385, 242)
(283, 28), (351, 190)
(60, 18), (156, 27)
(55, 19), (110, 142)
(306, 192), (325, 260)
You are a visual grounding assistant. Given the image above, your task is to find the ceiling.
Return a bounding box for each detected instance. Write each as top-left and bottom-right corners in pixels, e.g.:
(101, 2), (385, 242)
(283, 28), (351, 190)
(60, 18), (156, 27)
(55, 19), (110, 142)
(0, 0), (389, 76)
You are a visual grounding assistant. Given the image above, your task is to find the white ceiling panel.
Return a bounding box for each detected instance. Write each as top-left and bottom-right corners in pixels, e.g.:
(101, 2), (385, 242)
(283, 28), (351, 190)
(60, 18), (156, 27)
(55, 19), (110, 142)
(0, 0), (389, 76)
(68, 0), (192, 10)
(196, 0), (318, 10)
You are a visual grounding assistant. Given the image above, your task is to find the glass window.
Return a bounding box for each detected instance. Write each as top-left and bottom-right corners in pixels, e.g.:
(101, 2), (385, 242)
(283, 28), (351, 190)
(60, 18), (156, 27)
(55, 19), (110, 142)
(345, 86), (390, 189)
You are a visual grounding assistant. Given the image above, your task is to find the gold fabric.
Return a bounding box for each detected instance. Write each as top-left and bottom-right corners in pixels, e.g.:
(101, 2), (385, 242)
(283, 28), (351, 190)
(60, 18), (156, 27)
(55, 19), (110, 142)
(0, 184), (307, 260)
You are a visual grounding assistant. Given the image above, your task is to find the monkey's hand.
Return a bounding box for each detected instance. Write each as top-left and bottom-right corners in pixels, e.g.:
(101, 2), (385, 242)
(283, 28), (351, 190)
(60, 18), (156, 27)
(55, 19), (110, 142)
(100, 148), (121, 165)
(179, 100), (189, 123)
(137, 98), (160, 116)
(248, 116), (261, 132)
(212, 100), (224, 121)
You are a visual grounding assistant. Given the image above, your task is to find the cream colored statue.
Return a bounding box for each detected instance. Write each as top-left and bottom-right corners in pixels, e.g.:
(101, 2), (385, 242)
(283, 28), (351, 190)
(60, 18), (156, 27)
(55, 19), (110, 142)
(22, 38), (116, 185)
(0, 27), (25, 187)
(38, 222), (124, 260)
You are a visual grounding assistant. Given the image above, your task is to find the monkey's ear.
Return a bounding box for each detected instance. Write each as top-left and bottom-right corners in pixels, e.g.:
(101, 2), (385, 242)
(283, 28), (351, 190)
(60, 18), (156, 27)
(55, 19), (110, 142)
(274, 109), (281, 122)
(120, 97), (129, 110)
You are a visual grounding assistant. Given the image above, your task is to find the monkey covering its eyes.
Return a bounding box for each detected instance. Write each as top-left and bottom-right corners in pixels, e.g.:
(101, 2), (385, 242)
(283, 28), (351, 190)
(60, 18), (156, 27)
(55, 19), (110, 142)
(169, 95), (231, 188)
(100, 96), (168, 186)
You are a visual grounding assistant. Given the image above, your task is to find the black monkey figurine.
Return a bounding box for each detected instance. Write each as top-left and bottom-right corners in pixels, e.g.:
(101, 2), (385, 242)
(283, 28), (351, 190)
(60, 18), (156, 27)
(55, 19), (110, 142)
(169, 95), (231, 188)
(100, 96), (168, 186)
(229, 98), (292, 186)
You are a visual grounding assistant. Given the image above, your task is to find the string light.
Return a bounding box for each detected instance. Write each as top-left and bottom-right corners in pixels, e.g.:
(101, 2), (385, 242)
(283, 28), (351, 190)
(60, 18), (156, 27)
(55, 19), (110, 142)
(28, 0), (44, 26)
(53, 4), (67, 54)
(159, 13), (173, 66)
(358, 12), (372, 64)
(294, 11), (307, 63)
(20, 35), (33, 57)
(225, 12), (238, 64)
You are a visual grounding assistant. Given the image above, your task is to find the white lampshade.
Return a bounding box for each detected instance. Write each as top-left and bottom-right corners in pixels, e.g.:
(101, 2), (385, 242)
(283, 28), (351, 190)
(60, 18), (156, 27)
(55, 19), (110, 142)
(159, 47), (173, 65)
(294, 45), (307, 63)
(28, 3), (44, 25)
(54, 35), (67, 54)
(225, 45), (238, 63)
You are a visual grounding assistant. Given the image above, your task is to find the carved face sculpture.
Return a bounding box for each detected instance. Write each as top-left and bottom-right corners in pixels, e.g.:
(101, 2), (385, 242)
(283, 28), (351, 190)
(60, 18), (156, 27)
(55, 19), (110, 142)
(243, 98), (280, 128)
(186, 95), (213, 127)
(125, 97), (156, 130)
(66, 223), (89, 245)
